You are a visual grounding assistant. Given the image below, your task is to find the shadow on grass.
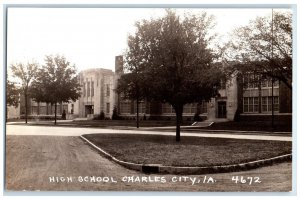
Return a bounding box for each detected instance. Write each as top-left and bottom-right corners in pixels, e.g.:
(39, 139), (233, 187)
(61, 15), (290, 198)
(84, 133), (292, 167)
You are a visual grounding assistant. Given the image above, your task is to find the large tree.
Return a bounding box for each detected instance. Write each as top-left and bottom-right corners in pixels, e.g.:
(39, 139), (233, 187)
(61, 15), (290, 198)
(116, 66), (148, 128)
(6, 80), (19, 107)
(10, 62), (39, 123)
(123, 10), (223, 141)
(6, 80), (20, 120)
(31, 55), (81, 124)
(228, 11), (292, 90)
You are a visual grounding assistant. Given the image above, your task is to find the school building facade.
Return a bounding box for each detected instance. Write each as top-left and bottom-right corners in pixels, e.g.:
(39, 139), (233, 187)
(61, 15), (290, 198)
(10, 56), (292, 122)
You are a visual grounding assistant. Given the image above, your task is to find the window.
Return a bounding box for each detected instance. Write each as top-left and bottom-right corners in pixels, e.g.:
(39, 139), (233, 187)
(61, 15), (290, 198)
(71, 104), (74, 114)
(87, 82), (90, 97)
(220, 79), (226, 89)
(83, 83), (86, 97)
(254, 97), (259, 112)
(243, 98), (249, 113)
(133, 102), (146, 113)
(162, 103), (174, 114)
(63, 105), (68, 111)
(261, 78), (279, 88)
(198, 101), (207, 114)
(243, 97), (259, 113)
(106, 84), (110, 97)
(91, 81), (94, 97)
(183, 103), (197, 114)
(243, 74), (259, 89)
(31, 106), (38, 115)
(120, 102), (131, 113)
(106, 103), (110, 113)
(261, 96), (279, 112)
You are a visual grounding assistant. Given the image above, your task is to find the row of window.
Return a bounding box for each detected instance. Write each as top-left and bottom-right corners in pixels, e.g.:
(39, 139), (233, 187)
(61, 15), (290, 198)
(120, 102), (147, 114)
(243, 96), (279, 113)
(119, 102), (207, 114)
(82, 82), (110, 97)
(30, 105), (68, 115)
(162, 103), (199, 114)
(243, 74), (279, 89)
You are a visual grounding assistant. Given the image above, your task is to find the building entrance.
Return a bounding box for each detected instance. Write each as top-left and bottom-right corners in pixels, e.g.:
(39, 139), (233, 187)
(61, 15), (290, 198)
(85, 105), (94, 117)
(217, 101), (227, 118)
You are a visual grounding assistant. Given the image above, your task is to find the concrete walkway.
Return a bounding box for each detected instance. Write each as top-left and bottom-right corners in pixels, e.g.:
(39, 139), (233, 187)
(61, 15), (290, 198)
(5, 124), (292, 141)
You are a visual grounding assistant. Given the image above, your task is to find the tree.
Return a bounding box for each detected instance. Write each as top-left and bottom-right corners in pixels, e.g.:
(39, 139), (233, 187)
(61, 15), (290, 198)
(6, 80), (19, 107)
(124, 10), (223, 141)
(31, 55), (81, 124)
(116, 72), (146, 128)
(10, 62), (39, 123)
(30, 67), (51, 115)
(6, 80), (20, 120)
(228, 11), (292, 90)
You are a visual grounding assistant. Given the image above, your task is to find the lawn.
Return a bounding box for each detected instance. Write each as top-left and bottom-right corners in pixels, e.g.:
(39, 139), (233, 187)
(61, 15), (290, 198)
(64, 120), (192, 127)
(8, 118), (292, 132)
(199, 121), (292, 132)
(84, 134), (292, 167)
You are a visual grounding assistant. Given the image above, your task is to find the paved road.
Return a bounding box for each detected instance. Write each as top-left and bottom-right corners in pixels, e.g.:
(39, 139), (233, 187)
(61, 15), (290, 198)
(5, 124), (293, 191)
(6, 135), (292, 192)
(6, 124), (292, 141)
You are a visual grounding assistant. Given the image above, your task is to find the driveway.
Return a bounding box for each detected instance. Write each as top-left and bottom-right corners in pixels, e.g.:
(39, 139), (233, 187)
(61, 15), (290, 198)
(5, 125), (292, 192)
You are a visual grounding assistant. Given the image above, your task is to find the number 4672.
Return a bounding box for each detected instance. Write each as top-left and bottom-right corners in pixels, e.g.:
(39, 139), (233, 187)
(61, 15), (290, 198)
(231, 176), (261, 185)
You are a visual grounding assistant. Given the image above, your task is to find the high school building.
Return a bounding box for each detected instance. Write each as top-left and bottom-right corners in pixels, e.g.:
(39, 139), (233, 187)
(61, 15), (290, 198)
(10, 56), (291, 122)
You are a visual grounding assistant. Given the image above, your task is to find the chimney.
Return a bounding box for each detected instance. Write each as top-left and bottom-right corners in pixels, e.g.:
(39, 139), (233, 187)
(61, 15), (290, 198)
(115, 55), (123, 75)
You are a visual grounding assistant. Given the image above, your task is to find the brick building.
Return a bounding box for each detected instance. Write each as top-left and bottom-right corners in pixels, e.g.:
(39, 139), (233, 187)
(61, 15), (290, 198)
(11, 56), (292, 122)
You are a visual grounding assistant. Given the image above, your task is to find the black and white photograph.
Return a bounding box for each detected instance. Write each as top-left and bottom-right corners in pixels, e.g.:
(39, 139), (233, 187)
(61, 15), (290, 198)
(2, 1), (297, 197)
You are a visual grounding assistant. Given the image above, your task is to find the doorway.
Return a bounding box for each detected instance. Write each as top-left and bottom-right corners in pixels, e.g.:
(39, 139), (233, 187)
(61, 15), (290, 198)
(217, 101), (227, 118)
(85, 105), (94, 117)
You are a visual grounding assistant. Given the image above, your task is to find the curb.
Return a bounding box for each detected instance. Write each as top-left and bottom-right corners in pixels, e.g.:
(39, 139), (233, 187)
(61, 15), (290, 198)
(184, 128), (292, 135)
(80, 135), (292, 175)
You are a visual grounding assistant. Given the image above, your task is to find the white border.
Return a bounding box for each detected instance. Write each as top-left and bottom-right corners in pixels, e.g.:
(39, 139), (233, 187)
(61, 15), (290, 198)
(1, 0), (299, 200)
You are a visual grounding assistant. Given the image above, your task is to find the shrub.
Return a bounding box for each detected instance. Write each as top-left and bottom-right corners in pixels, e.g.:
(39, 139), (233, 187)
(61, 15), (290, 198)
(112, 106), (120, 120)
(99, 111), (105, 120)
(193, 113), (200, 122)
(234, 109), (241, 122)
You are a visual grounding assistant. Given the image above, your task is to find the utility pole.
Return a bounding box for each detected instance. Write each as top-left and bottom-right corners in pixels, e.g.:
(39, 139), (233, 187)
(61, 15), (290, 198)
(271, 9), (274, 131)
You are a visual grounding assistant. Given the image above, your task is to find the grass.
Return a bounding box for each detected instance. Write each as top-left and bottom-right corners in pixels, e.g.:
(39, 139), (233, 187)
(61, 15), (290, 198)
(63, 120), (192, 127)
(8, 118), (292, 132)
(84, 134), (292, 167)
(199, 121), (292, 132)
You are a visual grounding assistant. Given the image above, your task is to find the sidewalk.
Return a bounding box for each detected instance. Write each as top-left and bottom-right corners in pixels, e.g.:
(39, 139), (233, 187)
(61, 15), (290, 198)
(6, 120), (292, 136)
(6, 124), (292, 141)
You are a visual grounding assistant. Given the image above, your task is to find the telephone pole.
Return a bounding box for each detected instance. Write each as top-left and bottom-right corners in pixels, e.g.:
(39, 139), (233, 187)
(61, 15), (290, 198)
(271, 9), (274, 131)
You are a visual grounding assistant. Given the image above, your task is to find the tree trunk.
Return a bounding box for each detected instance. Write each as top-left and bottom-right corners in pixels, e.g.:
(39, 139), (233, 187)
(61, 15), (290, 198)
(25, 92), (28, 124)
(37, 102), (40, 115)
(174, 104), (183, 142)
(54, 102), (57, 125)
(136, 100), (139, 128)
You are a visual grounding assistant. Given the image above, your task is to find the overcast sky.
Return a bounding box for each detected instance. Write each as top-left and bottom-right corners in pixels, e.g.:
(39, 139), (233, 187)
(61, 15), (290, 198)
(7, 8), (291, 72)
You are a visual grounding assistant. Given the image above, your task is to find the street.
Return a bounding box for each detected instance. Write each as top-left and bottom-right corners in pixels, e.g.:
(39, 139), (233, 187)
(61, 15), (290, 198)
(5, 124), (292, 191)
(6, 124), (292, 141)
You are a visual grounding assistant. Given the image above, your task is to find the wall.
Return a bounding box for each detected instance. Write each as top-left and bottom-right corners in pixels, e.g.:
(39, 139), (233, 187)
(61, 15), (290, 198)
(7, 105), (20, 119)
(78, 68), (115, 118)
(226, 75), (238, 120)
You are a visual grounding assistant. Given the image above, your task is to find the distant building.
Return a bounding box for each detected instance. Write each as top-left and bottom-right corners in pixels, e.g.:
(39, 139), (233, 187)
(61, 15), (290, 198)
(7, 105), (20, 119)
(73, 68), (115, 119)
(10, 56), (292, 122)
(18, 96), (69, 119)
(206, 72), (291, 122)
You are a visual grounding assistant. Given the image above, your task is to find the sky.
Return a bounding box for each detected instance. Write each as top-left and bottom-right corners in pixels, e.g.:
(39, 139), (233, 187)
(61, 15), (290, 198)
(7, 7), (291, 73)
